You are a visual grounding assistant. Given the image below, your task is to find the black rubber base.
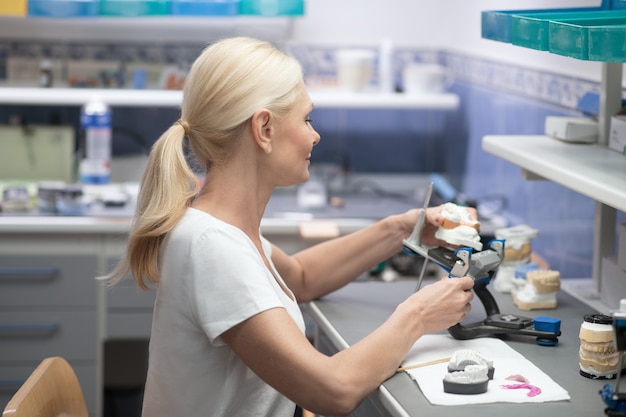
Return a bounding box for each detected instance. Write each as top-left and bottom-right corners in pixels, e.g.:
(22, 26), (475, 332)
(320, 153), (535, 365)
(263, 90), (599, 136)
(443, 379), (489, 395)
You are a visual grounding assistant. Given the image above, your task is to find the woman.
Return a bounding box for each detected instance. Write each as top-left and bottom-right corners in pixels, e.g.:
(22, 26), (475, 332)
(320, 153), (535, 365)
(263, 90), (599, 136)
(105, 37), (475, 417)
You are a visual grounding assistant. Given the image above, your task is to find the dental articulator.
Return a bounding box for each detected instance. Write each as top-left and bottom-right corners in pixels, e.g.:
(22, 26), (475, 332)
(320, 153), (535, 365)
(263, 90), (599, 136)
(401, 182), (561, 346)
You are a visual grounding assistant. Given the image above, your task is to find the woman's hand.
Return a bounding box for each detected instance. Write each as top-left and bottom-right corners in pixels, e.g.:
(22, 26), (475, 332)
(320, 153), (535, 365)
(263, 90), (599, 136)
(403, 275), (475, 334)
(397, 204), (479, 248)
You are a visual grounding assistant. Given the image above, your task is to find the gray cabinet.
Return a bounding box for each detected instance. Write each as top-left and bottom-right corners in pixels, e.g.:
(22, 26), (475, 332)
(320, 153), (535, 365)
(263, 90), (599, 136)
(105, 255), (156, 339)
(0, 252), (98, 415)
(0, 216), (368, 417)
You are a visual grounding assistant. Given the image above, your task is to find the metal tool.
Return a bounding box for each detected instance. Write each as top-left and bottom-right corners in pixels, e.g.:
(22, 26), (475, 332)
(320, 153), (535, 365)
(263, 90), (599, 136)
(401, 183), (561, 346)
(406, 182), (433, 291)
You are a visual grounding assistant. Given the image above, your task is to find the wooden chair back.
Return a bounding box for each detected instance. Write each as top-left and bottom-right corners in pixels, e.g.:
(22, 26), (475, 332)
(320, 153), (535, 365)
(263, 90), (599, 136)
(2, 357), (89, 417)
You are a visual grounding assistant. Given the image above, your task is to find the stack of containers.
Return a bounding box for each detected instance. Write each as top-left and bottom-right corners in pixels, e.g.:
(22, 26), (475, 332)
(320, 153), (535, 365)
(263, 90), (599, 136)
(15, 0), (306, 17)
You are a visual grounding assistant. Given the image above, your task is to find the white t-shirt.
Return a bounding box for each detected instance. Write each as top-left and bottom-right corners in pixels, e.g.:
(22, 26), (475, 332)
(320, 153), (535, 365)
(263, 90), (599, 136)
(141, 208), (306, 417)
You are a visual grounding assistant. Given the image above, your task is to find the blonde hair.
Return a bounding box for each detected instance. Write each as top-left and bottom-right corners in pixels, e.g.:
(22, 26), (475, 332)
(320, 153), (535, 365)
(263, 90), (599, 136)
(104, 37), (303, 289)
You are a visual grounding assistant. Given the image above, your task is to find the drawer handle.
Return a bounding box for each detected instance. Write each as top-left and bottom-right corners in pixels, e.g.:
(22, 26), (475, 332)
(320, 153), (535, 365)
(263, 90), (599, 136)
(0, 323), (60, 337)
(0, 267), (59, 281)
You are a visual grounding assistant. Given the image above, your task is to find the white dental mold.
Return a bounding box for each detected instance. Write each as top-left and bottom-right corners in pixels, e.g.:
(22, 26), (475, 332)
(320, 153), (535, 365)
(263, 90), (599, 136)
(434, 203), (483, 251)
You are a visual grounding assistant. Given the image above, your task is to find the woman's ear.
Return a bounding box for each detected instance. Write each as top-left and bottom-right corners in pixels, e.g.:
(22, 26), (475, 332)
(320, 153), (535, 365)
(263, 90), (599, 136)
(251, 109), (273, 154)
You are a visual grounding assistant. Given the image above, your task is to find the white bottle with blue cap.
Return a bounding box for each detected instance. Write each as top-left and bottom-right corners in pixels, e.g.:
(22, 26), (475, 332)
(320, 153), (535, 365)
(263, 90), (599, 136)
(80, 97), (111, 184)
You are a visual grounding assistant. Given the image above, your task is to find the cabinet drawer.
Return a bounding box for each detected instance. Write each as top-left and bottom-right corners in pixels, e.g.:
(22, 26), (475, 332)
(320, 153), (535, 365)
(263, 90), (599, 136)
(107, 312), (153, 339)
(107, 280), (156, 309)
(0, 362), (96, 415)
(0, 255), (98, 308)
(0, 311), (97, 363)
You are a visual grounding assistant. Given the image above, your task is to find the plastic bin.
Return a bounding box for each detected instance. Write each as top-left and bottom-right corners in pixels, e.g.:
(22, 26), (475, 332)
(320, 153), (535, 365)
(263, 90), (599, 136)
(549, 14), (626, 60)
(239, 0), (303, 16)
(99, 0), (171, 16)
(0, 0), (27, 16)
(588, 23), (626, 61)
(481, 7), (606, 43)
(511, 9), (614, 50)
(171, 0), (238, 15)
(28, 0), (99, 17)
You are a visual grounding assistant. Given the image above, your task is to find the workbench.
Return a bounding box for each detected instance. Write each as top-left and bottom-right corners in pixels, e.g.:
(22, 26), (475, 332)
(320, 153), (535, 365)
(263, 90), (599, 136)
(306, 280), (613, 417)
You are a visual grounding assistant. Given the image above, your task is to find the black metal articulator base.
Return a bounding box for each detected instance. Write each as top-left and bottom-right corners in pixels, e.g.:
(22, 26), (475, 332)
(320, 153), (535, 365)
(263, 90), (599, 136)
(402, 241), (561, 346)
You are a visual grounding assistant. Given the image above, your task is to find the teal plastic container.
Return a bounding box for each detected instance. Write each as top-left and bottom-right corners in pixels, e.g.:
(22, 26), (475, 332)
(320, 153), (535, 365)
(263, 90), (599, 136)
(239, 0), (303, 16)
(481, 9), (527, 43)
(481, 7), (606, 43)
(588, 23), (626, 61)
(171, 0), (238, 15)
(28, 0), (99, 17)
(99, 0), (171, 16)
(549, 13), (626, 60)
(510, 9), (612, 50)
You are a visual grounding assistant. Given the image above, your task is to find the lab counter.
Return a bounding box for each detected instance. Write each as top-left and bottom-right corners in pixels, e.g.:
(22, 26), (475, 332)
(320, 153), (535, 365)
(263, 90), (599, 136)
(0, 174), (428, 234)
(305, 280), (612, 417)
(0, 212), (376, 235)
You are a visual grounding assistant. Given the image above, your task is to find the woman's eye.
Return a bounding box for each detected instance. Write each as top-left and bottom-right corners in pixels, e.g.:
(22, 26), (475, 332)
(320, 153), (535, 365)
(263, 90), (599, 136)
(305, 118), (313, 124)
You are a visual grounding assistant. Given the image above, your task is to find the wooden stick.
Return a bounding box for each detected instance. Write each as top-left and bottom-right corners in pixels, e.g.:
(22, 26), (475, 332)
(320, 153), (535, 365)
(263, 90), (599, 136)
(396, 357), (450, 372)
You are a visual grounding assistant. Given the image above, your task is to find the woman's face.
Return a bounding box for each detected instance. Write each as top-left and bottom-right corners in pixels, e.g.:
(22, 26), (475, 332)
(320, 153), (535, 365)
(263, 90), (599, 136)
(270, 84), (321, 187)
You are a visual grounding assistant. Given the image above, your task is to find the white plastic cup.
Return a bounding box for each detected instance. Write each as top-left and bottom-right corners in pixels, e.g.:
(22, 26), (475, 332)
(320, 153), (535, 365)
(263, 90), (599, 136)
(335, 49), (375, 92)
(403, 63), (452, 94)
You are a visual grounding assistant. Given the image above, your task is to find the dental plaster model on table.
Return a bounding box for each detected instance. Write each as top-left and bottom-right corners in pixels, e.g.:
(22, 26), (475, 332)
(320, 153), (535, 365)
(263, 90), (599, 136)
(493, 224), (538, 294)
(491, 224), (561, 310)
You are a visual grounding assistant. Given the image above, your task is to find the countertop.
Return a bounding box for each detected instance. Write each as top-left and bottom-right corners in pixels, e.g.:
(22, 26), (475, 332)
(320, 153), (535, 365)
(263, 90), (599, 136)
(0, 191), (416, 234)
(305, 280), (613, 417)
(0, 174), (506, 235)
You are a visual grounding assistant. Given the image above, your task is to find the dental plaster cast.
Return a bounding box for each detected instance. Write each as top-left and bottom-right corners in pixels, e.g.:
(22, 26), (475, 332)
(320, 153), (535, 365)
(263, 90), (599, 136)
(579, 314), (626, 379)
(493, 224), (538, 293)
(447, 349), (494, 378)
(443, 350), (494, 395)
(512, 269), (561, 310)
(434, 203), (482, 251)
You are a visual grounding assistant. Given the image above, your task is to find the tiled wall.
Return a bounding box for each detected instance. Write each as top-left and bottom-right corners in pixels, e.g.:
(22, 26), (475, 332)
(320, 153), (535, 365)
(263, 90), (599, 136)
(456, 81), (597, 279)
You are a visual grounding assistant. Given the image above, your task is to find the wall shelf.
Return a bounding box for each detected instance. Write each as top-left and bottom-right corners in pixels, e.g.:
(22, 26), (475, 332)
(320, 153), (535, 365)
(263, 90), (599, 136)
(482, 135), (626, 212)
(0, 15), (294, 43)
(0, 87), (460, 110)
(481, 5), (625, 312)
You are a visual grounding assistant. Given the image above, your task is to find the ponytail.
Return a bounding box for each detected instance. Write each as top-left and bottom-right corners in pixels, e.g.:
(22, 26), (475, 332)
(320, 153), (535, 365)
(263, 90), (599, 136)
(102, 122), (199, 289)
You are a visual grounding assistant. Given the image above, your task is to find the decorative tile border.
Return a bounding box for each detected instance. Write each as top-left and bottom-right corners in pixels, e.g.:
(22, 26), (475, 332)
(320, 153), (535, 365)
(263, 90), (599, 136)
(288, 44), (604, 113)
(443, 52), (601, 113)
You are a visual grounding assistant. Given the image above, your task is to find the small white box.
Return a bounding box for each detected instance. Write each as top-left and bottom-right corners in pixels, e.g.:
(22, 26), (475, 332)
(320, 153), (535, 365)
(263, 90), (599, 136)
(544, 116), (598, 143)
(610, 109), (626, 154)
(617, 223), (626, 271)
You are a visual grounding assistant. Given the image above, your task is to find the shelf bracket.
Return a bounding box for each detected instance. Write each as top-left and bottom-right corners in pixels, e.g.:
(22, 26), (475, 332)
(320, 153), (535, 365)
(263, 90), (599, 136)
(593, 62), (622, 299)
(598, 62), (623, 145)
(521, 169), (545, 181)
